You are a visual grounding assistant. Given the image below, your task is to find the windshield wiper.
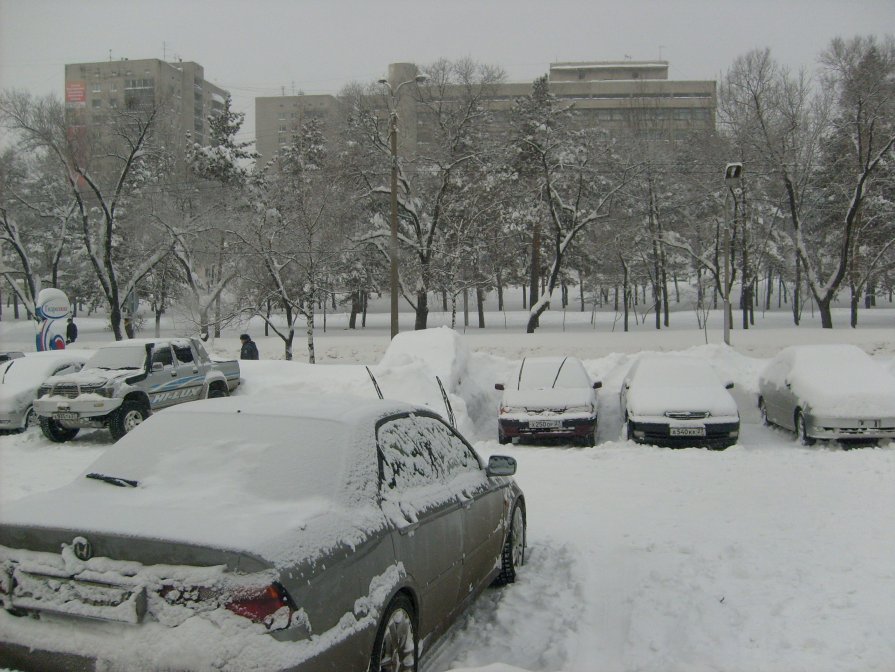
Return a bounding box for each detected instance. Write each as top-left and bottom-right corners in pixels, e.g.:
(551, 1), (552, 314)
(86, 472), (138, 488)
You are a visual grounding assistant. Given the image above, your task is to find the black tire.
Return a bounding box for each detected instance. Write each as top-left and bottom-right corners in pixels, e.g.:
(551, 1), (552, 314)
(498, 427), (511, 445)
(40, 416), (79, 443)
(370, 593), (418, 672)
(758, 398), (769, 426)
(796, 410), (816, 446)
(19, 407), (36, 433)
(207, 384), (229, 399)
(494, 502), (525, 585)
(582, 423), (597, 447)
(109, 401), (149, 441)
(626, 419), (635, 441)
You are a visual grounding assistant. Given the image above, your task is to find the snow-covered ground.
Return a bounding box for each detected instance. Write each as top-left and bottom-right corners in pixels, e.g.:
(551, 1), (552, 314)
(1, 305), (894, 672)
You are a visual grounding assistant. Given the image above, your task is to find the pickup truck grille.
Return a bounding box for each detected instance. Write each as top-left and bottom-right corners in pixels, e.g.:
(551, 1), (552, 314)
(51, 383), (81, 398)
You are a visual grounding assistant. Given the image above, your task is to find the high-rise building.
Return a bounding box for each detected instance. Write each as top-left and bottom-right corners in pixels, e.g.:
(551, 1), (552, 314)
(64, 57), (228, 150)
(254, 60), (716, 163)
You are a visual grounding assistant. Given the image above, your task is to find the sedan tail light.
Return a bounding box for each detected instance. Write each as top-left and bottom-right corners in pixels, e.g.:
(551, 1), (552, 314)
(225, 582), (296, 630)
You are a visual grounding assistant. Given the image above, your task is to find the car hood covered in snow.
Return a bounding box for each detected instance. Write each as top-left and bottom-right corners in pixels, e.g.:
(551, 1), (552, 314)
(627, 384), (738, 419)
(502, 387), (595, 411)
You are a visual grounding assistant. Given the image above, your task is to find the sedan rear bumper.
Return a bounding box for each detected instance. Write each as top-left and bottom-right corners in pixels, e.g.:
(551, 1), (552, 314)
(806, 415), (895, 441)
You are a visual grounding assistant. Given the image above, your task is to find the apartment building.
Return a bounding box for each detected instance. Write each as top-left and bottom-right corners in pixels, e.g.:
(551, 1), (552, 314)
(64, 57), (229, 150)
(255, 60), (716, 162)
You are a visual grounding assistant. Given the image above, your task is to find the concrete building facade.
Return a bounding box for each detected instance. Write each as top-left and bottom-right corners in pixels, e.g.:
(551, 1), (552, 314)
(254, 60), (716, 163)
(64, 57), (229, 149)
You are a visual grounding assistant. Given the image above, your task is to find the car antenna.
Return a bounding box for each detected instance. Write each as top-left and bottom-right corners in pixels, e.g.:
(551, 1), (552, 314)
(516, 358), (526, 390)
(365, 366), (384, 400)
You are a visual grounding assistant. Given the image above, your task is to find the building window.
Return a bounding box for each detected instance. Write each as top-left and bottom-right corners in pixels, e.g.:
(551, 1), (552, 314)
(109, 98), (118, 108)
(92, 99), (102, 108)
(110, 82), (118, 92)
(92, 82), (102, 93)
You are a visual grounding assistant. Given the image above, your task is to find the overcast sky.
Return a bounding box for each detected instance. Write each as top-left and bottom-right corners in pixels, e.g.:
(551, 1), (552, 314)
(2, 0), (892, 144)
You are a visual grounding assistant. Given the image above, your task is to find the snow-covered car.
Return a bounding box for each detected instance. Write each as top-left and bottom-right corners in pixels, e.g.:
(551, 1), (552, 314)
(496, 356), (602, 446)
(758, 344), (895, 445)
(0, 351), (90, 433)
(34, 337), (240, 442)
(621, 355), (740, 449)
(0, 394), (525, 672)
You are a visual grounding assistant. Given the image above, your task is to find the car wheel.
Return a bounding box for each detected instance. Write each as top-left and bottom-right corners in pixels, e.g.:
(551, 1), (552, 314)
(626, 419), (635, 441)
(796, 410), (816, 446)
(110, 401), (149, 441)
(207, 385), (229, 399)
(370, 593), (417, 672)
(494, 502), (525, 585)
(498, 427), (511, 445)
(758, 398), (769, 426)
(582, 424), (597, 447)
(39, 416), (79, 443)
(20, 407), (36, 433)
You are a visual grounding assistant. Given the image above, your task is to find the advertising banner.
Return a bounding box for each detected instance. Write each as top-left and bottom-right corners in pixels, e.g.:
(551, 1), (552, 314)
(65, 81), (86, 107)
(35, 288), (71, 351)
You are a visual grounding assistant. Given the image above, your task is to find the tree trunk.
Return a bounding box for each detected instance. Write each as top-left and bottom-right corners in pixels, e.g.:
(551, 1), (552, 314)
(476, 286), (485, 328)
(528, 224), (540, 331)
(414, 289), (429, 330)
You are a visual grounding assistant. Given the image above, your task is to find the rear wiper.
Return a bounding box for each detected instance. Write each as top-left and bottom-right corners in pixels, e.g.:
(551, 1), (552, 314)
(86, 472), (139, 488)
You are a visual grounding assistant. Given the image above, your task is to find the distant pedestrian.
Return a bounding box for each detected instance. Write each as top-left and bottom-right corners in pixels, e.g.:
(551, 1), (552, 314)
(66, 318), (78, 344)
(239, 333), (259, 360)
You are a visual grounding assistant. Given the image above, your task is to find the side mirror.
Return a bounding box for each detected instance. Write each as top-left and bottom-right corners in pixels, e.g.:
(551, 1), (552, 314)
(494, 383), (505, 391)
(593, 381), (603, 390)
(725, 381), (735, 390)
(486, 455), (517, 477)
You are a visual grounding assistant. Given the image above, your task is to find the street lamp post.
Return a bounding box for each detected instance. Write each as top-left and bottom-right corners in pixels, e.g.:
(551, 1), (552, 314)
(723, 163), (743, 347)
(378, 73), (427, 339)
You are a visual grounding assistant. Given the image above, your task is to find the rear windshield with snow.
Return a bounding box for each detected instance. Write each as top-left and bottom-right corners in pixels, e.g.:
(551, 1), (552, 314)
(83, 413), (355, 503)
(517, 358), (590, 390)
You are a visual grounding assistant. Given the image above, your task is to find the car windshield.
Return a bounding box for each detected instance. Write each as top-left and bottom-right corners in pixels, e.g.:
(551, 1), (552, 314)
(85, 345), (147, 371)
(636, 359), (719, 388)
(518, 358), (590, 390)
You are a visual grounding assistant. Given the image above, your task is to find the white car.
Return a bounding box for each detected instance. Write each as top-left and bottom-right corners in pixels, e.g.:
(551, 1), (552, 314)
(758, 344), (895, 445)
(0, 351), (90, 433)
(621, 355), (740, 449)
(496, 356), (602, 446)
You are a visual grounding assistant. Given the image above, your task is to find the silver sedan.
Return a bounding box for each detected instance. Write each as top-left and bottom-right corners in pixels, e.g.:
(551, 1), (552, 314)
(0, 394), (525, 672)
(758, 344), (895, 445)
(0, 351), (89, 433)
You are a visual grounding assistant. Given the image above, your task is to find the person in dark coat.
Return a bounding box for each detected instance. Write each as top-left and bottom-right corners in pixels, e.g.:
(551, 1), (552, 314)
(239, 333), (259, 360)
(66, 318), (78, 344)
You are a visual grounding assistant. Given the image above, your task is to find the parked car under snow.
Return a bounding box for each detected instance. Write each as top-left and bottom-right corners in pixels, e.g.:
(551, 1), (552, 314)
(0, 351), (90, 433)
(496, 356), (602, 446)
(621, 355), (740, 449)
(758, 344), (895, 445)
(0, 394), (525, 672)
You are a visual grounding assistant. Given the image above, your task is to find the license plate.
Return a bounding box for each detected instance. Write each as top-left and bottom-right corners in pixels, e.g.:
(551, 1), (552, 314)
(529, 419), (561, 429)
(670, 427), (706, 437)
(53, 412), (79, 421)
(12, 569), (146, 624)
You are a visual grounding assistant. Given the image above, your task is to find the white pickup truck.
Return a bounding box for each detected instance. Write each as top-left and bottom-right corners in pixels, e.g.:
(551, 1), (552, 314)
(34, 337), (240, 442)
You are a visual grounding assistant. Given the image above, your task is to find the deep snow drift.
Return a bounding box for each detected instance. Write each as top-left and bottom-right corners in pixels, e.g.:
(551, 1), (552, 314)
(1, 307), (894, 672)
